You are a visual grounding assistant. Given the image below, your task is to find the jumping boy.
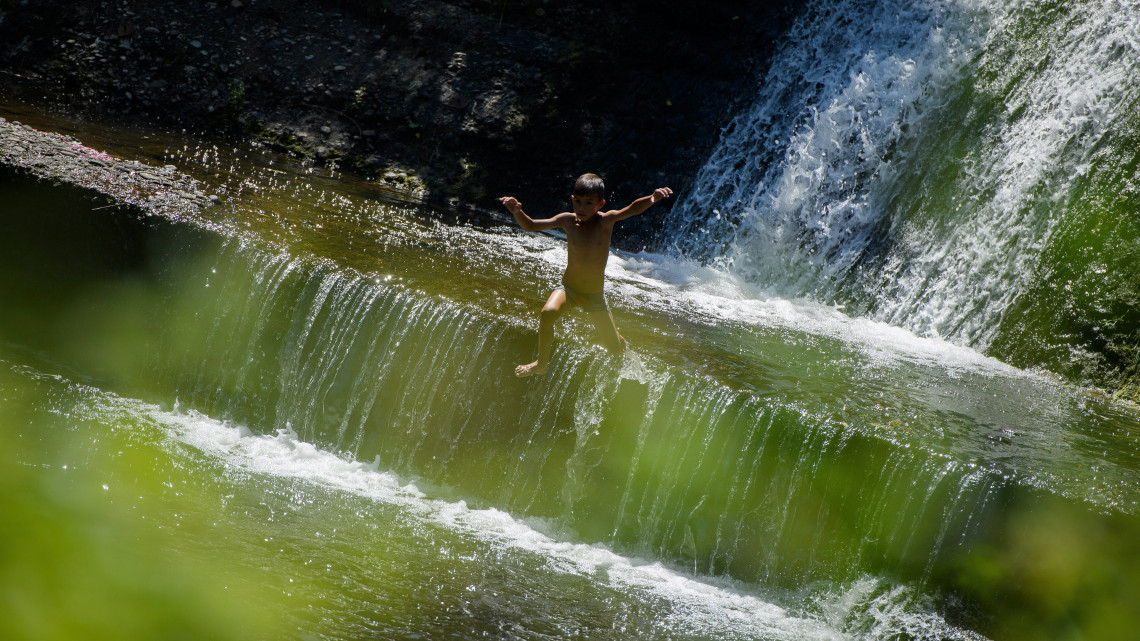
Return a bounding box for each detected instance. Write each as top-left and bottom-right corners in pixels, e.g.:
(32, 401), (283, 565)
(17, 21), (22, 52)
(500, 173), (672, 377)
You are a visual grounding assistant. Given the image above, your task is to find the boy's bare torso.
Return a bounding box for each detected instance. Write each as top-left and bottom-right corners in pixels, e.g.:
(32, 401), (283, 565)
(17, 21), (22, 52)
(561, 214), (615, 294)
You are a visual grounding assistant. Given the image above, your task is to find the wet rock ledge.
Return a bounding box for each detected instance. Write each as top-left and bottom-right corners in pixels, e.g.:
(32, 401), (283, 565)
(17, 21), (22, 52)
(1, 116), (211, 221)
(0, 0), (797, 245)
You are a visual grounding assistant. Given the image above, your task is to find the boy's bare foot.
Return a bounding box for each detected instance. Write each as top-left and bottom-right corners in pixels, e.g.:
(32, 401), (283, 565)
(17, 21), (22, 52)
(515, 361), (546, 377)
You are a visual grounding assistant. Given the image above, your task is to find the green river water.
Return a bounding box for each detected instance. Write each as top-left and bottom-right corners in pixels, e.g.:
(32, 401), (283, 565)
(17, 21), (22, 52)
(3, 1), (1140, 640)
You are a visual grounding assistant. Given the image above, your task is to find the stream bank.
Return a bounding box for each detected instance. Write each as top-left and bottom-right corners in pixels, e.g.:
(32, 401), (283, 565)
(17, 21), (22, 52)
(1, 0), (797, 244)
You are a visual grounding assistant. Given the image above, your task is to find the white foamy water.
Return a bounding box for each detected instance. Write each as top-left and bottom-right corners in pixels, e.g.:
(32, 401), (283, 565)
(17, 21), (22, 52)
(666, 0), (1140, 350)
(604, 248), (1026, 379)
(150, 403), (986, 641)
(669, 0), (978, 286)
(503, 224), (1027, 381)
(875, 0), (1140, 345)
(159, 408), (831, 640)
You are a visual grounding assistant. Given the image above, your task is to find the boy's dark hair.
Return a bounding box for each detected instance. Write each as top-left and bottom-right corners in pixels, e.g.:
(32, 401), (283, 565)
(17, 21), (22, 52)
(573, 173), (605, 199)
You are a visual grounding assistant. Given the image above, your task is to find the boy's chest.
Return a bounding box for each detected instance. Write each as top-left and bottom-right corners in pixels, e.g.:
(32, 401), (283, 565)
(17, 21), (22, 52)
(566, 220), (614, 250)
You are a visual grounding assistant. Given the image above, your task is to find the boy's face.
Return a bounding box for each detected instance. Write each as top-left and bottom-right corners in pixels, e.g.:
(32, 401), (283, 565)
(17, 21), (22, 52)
(571, 194), (605, 221)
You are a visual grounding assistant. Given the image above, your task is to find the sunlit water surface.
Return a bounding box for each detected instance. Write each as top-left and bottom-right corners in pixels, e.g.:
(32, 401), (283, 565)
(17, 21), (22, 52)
(2, 89), (1139, 641)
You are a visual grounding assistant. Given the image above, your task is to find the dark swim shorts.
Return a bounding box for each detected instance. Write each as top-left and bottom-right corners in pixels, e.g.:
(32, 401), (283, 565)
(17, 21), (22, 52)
(557, 283), (609, 312)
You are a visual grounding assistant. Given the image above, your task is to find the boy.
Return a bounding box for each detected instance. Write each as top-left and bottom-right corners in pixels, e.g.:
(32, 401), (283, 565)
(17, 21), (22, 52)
(499, 173), (672, 377)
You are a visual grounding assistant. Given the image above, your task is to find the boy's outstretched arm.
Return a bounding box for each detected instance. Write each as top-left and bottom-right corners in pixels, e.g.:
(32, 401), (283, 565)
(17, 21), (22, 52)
(499, 196), (571, 232)
(603, 187), (673, 222)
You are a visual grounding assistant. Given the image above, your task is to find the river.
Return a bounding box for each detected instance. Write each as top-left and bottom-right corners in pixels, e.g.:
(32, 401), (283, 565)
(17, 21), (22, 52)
(2, 1), (1139, 640)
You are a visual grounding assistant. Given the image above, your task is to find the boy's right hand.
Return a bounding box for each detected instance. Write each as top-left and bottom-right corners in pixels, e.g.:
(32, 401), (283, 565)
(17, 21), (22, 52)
(499, 196), (522, 214)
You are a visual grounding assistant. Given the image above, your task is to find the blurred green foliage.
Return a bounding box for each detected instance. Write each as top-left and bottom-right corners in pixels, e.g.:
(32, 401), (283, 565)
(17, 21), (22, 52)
(0, 368), (280, 641)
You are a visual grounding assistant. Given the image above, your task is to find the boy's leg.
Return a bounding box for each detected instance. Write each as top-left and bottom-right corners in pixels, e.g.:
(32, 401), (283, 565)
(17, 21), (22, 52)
(516, 289), (569, 377)
(586, 308), (627, 355)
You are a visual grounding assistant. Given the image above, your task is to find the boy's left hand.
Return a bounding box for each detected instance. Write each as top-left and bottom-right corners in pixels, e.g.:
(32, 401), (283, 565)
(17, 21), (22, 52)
(651, 187), (673, 203)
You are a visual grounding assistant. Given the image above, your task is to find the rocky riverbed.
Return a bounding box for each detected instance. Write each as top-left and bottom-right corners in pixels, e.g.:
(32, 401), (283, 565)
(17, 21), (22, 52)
(1, 0), (797, 246)
(0, 115), (213, 221)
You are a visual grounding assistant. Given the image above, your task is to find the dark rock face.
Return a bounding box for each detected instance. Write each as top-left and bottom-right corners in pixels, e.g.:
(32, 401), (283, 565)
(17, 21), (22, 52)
(1, 0), (798, 248)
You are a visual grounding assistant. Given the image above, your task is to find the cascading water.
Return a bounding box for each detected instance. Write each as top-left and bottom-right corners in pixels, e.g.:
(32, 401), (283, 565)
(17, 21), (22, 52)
(667, 0), (961, 274)
(3, 2), (1140, 633)
(156, 235), (1010, 590)
(5, 155), (1139, 641)
(667, 0), (1140, 382)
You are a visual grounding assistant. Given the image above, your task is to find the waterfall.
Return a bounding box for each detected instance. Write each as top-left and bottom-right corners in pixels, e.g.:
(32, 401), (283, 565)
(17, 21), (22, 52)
(6, 115), (1140, 638)
(142, 233), (1028, 590)
(667, 0), (1140, 356)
